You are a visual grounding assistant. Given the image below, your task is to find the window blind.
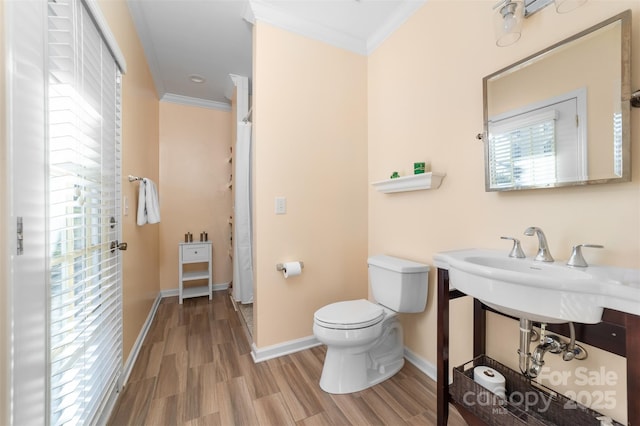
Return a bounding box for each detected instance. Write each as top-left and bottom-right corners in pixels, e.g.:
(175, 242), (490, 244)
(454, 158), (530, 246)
(613, 111), (622, 177)
(489, 111), (557, 189)
(47, 0), (122, 424)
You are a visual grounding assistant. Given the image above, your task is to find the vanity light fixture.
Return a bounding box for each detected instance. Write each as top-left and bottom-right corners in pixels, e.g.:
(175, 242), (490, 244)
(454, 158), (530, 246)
(493, 0), (524, 47)
(494, 0), (588, 47)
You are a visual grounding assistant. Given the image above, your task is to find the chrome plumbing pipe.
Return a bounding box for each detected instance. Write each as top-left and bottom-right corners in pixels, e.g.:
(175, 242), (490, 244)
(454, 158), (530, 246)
(518, 318), (533, 376)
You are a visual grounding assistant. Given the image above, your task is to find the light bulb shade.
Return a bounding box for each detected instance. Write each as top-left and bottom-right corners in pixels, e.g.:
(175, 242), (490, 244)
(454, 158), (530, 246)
(493, 0), (524, 47)
(554, 0), (587, 14)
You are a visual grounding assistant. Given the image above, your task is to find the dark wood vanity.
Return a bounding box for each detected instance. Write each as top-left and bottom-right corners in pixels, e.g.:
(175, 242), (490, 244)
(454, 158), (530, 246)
(436, 268), (640, 426)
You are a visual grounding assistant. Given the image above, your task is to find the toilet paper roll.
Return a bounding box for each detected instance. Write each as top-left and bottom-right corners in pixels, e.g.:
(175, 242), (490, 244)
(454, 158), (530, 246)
(473, 366), (506, 399)
(282, 261), (302, 278)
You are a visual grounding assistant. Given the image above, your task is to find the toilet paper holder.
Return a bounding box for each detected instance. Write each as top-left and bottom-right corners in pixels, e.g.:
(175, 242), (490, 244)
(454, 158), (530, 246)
(276, 262), (304, 272)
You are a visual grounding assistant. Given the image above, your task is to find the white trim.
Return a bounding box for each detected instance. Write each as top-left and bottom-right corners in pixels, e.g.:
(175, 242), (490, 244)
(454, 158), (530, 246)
(228, 74), (249, 118)
(161, 93), (231, 111)
(213, 282), (231, 292)
(249, 0), (366, 55)
(160, 288), (179, 298)
(83, 0), (127, 73)
(251, 335), (322, 363)
(489, 110), (558, 134)
(120, 293), (162, 386)
(366, 0), (427, 55)
(90, 378), (121, 426)
(7, 1), (48, 422)
(126, 0), (164, 94)
(161, 282), (230, 299)
(403, 347), (437, 382)
(247, 336), (438, 386)
(247, 0), (426, 56)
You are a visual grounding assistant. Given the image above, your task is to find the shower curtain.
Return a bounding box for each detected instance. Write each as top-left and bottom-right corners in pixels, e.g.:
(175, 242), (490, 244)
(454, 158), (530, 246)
(232, 121), (254, 304)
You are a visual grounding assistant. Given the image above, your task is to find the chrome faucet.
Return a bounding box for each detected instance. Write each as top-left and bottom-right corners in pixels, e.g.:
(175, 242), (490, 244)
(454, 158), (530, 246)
(524, 226), (554, 262)
(567, 244), (604, 267)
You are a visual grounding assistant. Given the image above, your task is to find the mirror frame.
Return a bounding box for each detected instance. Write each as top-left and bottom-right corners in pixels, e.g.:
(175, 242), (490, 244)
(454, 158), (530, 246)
(482, 10), (631, 192)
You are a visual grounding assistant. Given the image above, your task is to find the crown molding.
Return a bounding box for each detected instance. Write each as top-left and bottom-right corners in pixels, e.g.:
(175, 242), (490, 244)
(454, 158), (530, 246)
(366, 0), (427, 55)
(248, 0), (368, 55)
(247, 0), (427, 56)
(126, 0), (164, 96)
(161, 93), (231, 111)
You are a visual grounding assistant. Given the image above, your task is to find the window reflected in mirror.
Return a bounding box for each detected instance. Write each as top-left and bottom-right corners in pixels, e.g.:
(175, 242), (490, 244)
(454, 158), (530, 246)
(483, 10), (630, 191)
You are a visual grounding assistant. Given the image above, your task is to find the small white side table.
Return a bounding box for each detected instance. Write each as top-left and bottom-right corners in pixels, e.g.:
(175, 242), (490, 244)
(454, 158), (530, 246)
(178, 241), (212, 304)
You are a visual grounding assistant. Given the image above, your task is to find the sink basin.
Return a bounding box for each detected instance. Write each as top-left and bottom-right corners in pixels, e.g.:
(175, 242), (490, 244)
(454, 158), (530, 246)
(434, 249), (640, 324)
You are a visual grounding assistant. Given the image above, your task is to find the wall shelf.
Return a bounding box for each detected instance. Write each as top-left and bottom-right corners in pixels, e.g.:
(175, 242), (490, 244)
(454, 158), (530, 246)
(371, 172), (445, 193)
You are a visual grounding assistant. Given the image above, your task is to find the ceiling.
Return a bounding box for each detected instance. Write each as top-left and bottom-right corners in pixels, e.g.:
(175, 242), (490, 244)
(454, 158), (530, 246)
(126, 0), (426, 110)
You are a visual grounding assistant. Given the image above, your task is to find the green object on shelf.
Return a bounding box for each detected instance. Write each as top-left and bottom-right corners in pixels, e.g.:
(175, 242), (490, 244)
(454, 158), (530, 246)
(414, 162), (425, 174)
(390, 171), (400, 179)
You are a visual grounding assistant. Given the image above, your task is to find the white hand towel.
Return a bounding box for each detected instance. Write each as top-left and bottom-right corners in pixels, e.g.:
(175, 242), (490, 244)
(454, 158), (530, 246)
(136, 178), (161, 225)
(136, 179), (147, 226)
(144, 178), (161, 224)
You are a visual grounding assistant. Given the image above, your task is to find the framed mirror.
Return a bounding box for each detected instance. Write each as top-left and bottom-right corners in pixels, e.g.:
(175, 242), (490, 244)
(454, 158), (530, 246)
(482, 10), (631, 192)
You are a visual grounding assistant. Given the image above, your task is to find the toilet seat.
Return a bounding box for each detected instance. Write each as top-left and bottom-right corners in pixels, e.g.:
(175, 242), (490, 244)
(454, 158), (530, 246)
(314, 299), (385, 330)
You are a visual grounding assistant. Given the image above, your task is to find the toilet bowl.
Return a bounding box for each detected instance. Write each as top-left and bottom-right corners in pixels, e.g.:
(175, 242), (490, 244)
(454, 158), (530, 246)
(313, 255), (429, 394)
(314, 299), (403, 394)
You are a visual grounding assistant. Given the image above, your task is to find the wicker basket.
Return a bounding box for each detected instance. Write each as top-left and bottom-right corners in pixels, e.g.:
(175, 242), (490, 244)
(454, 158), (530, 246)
(450, 355), (618, 426)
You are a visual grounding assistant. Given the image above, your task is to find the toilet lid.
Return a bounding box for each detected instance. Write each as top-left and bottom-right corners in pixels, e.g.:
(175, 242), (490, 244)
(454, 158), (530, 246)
(314, 299), (385, 330)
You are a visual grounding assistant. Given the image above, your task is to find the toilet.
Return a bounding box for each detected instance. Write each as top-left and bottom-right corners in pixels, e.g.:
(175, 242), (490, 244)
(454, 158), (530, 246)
(313, 254), (429, 394)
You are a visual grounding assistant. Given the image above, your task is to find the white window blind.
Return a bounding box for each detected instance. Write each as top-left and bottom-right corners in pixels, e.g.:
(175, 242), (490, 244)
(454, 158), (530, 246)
(613, 111), (622, 176)
(48, 0), (122, 424)
(487, 89), (587, 189)
(489, 111), (558, 189)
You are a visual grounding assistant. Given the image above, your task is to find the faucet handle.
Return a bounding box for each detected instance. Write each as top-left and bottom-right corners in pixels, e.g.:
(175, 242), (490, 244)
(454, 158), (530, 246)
(501, 236), (526, 258)
(567, 244), (604, 267)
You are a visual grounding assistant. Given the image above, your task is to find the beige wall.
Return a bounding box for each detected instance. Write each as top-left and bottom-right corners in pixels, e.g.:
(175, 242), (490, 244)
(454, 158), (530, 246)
(97, 0), (161, 362)
(252, 22), (369, 347)
(368, 1), (639, 422)
(0, 0), (7, 421)
(158, 102), (233, 291)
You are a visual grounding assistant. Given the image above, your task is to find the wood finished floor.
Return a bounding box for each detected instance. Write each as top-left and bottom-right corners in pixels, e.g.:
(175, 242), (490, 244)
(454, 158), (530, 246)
(108, 292), (467, 425)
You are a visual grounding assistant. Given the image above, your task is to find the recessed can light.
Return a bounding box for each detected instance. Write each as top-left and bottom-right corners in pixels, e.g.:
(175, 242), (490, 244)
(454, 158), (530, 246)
(189, 74), (206, 83)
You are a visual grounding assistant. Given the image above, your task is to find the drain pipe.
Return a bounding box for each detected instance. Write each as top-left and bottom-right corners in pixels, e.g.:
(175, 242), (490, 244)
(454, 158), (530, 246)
(518, 318), (533, 376)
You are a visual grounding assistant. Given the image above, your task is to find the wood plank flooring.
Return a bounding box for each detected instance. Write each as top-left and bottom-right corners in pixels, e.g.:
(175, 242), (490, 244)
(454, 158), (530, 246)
(108, 292), (467, 425)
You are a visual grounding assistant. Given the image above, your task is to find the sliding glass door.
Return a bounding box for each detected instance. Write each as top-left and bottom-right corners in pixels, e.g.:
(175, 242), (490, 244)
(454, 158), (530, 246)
(6, 0), (124, 423)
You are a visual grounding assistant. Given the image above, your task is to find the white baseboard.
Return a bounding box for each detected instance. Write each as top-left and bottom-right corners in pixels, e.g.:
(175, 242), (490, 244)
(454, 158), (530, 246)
(121, 292), (162, 386)
(403, 346), (437, 382)
(212, 282), (230, 292)
(247, 335), (437, 387)
(162, 282), (230, 299)
(160, 288), (179, 298)
(251, 335), (322, 363)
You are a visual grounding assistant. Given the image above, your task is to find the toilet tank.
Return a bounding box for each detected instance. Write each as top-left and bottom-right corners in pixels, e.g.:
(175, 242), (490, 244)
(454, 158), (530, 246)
(368, 255), (429, 313)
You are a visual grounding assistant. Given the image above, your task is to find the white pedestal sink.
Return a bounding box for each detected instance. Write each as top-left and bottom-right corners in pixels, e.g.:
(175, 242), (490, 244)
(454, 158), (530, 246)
(434, 249), (640, 324)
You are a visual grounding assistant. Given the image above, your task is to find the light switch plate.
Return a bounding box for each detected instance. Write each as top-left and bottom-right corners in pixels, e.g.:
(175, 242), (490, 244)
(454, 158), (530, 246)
(275, 197), (286, 214)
